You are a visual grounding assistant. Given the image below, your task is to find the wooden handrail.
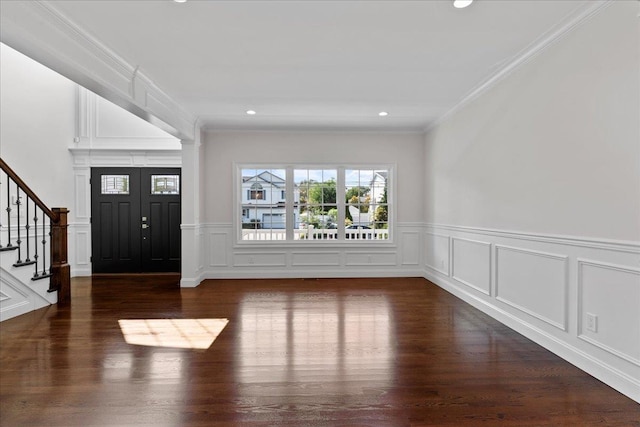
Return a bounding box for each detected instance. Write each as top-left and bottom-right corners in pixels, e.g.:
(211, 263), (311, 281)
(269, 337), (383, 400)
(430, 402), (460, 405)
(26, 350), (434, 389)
(0, 157), (58, 222)
(0, 157), (69, 305)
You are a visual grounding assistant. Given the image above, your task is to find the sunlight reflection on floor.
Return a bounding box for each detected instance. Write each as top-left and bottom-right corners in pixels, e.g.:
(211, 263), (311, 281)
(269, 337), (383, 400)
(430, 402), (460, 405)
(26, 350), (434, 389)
(237, 292), (395, 389)
(118, 318), (229, 349)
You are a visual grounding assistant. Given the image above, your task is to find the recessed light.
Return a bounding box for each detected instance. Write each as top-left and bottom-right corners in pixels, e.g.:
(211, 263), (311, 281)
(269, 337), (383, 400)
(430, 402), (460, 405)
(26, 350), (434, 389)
(378, 111), (389, 117)
(453, 0), (473, 8)
(174, 0), (187, 3)
(246, 110), (257, 115)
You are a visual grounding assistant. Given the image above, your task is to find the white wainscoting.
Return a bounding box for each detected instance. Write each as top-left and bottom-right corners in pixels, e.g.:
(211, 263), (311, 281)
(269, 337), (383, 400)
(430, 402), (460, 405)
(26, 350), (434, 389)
(423, 223), (640, 404)
(72, 226), (92, 276)
(401, 231), (420, 266)
(495, 245), (568, 331)
(236, 252), (288, 267)
(180, 224), (204, 288)
(451, 237), (492, 296)
(345, 251), (397, 267)
(209, 232), (228, 267)
(201, 223), (424, 279)
(577, 259), (640, 367)
(292, 251), (341, 267)
(74, 170), (91, 220)
(424, 232), (450, 276)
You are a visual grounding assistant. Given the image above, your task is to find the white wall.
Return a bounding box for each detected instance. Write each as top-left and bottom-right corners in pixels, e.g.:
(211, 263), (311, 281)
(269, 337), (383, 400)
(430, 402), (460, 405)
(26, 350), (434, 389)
(423, 2), (640, 402)
(204, 131), (424, 223)
(424, 2), (639, 242)
(0, 43), (76, 218)
(197, 130), (425, 281)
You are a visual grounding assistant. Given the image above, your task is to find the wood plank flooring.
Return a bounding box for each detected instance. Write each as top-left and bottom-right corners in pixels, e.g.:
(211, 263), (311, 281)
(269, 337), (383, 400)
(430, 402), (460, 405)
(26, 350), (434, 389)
(1, 276), (638, 426)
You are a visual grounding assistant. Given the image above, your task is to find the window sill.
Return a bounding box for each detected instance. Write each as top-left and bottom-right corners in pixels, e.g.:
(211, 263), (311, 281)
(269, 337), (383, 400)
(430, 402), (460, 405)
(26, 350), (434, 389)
(233, 240), (397, 250)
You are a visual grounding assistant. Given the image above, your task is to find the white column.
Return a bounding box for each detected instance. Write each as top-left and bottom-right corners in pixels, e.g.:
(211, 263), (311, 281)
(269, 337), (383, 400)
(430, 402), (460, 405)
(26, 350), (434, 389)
(180, 128), (203, 287)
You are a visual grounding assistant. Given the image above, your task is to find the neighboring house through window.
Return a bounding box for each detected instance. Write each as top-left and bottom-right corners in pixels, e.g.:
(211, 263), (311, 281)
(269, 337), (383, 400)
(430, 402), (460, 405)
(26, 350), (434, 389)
(242, 169), (291, 237)
(248, 182), (265, 200)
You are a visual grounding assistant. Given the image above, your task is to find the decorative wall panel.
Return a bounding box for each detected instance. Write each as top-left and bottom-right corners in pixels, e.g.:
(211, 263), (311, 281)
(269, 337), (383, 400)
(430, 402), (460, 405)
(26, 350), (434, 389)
(345, 252), (396, 266)
(451, 237), (491, 295)
(578, 260), (640, 366)
(425, 232), (450, 276)
(209, 232), (228, 267)
(401, 231), (420, 265)
(291, 252), (341, 267)
(234, 252), (287, 267)
(495, 245), (568, 330)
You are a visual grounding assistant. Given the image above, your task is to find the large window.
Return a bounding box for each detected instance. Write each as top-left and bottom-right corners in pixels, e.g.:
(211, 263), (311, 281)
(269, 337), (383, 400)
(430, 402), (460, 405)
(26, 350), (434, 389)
(238, 166), (391, 242)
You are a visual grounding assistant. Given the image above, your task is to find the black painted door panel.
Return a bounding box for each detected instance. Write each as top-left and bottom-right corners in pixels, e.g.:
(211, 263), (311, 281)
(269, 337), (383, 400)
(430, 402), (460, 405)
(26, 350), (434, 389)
(140, 168), (181, 272)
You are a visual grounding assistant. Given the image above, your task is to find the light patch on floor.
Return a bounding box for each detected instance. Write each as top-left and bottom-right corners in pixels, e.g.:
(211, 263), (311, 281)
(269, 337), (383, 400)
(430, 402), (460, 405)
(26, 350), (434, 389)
(118, 318), (229, 349)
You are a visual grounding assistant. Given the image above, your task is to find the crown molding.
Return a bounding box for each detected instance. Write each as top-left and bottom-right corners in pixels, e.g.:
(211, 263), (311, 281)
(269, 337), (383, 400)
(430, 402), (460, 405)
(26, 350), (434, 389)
(424, 0), (613, 134)
(0, 0), (197, 141)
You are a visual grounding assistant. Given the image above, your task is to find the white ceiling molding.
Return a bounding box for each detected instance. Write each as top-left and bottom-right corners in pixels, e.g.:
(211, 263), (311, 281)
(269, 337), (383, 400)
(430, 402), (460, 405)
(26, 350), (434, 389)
(0, 0), (197, 140)
(424, 0), (612, 133)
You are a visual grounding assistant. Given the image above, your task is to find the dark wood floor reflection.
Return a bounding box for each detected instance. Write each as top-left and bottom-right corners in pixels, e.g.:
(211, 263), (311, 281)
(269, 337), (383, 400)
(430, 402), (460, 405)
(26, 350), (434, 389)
(1, 277), (638, 426)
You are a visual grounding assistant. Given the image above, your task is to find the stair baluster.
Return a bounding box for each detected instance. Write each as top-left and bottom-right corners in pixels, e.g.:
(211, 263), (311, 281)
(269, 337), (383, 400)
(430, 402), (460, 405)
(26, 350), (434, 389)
(14, 186), (23, 265)
(0, 157), (68, 304)
(25, 196), (31, 263)
(41, 209), (47, 278)
(5, 178), (12, 249)
(33, 201), (39, 279)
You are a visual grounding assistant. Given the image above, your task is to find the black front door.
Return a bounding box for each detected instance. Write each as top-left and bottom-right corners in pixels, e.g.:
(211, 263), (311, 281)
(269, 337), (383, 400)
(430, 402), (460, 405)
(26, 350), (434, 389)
(91, 168), (181, 273)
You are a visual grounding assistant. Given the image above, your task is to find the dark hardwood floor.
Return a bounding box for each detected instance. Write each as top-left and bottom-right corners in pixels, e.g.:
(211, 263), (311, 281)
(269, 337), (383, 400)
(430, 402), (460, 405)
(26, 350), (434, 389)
(1, 276), (638, 426)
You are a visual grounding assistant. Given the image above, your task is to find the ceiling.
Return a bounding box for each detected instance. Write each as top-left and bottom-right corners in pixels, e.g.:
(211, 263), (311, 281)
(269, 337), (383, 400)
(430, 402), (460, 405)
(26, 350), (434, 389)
(36, 0), (594, 132)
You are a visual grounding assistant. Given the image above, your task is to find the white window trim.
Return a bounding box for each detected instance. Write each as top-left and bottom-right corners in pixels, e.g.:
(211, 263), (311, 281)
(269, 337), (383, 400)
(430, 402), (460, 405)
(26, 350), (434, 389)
(234, 163), (395, 246)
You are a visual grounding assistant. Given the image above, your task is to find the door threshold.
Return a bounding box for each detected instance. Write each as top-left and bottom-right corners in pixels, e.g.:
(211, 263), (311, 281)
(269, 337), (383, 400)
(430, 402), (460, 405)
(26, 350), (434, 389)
(90, 273), (181, 287)
(92, 272), (181, 278)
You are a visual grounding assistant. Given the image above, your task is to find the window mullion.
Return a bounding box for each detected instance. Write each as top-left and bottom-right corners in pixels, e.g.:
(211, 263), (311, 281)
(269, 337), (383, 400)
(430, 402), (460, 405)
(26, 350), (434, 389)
(337, 167), (345, 240)
(286, 166), (294, 240)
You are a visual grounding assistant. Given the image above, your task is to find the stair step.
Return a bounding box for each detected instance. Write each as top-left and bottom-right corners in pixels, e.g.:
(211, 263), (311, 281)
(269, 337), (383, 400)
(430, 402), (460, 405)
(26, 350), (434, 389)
(13, 260), (37, 268)
(0, 246), (19, 252)
(32, 273), (52, 282)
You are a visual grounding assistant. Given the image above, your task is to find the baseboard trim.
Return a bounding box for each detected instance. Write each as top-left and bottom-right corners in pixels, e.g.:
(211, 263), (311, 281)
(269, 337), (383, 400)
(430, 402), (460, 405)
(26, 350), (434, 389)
(180, 274), (204, 288)
(201, 269), (426, 281)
